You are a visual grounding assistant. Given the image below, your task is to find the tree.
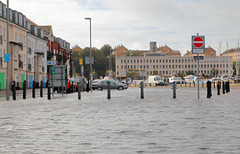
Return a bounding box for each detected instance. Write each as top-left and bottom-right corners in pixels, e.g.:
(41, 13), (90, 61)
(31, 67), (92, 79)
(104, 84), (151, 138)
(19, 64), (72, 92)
(153, 70), (158, 75)
(186, 70), (195, 75)
(211, 68), (219, 77)
(101, 44), (112, 57)
(177, 72), (185, 79)
(127, 69), (138, 79)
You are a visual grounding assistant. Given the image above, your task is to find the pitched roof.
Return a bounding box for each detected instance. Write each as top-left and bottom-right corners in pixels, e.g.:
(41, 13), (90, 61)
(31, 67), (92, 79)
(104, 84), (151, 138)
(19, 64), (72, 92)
(39, 25), (53, 34)
(172, 50), (181, 55)
(26, 17), (40, 28)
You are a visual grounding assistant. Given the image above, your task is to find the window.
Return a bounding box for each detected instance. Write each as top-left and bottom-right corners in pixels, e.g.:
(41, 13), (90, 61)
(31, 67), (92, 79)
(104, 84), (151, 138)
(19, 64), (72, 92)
(19, 34), (22, 43)
(3, 28), (5, 40)
(23, 36), (25, 46)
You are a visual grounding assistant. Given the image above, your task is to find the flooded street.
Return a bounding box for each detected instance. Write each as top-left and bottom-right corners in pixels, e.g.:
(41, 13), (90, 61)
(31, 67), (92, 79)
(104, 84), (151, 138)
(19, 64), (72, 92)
(0, 87), (239, 153)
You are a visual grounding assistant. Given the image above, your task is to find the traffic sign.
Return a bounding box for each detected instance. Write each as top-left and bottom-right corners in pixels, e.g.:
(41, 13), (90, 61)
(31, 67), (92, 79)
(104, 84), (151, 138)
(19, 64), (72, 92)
(52, 67), (55, 74)
(47, 60), (57, 65)
(79, 58), (83, 65)
(4, 54), (10, 62)
(192, 35), (205, 54)
(194, 56), (204, 60)
(193, 37), (204, 48)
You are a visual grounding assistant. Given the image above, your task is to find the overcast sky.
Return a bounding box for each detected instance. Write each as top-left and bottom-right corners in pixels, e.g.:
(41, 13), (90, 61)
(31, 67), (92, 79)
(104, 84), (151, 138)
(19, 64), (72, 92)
(10, 0), (240, 55)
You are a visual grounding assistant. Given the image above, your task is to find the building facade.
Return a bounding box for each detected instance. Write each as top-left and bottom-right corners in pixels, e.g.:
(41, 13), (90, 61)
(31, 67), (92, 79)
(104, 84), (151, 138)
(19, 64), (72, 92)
(0, 1), (72, 90)
(0, 1), (29, 90)
(115, 42), (232, 79)
(26, 18), (47, 88)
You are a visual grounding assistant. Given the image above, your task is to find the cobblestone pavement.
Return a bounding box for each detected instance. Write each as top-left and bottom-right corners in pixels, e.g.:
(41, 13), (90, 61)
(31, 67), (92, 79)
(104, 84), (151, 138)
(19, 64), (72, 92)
(0, 87), (239, 153)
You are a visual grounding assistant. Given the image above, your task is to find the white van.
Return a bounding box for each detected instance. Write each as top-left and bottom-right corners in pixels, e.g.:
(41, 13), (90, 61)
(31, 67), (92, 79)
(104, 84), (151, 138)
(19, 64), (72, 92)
(147, 75), (164, 86)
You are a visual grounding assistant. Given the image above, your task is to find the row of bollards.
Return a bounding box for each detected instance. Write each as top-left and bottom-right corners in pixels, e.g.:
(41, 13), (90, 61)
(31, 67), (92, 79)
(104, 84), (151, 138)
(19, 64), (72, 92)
(12, 80), (45, 100)
(207, 81), (231, 98)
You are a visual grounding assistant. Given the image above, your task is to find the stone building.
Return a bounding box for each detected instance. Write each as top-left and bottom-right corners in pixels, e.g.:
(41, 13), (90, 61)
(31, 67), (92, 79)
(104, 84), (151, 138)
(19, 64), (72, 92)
(115, 42), (232, 80)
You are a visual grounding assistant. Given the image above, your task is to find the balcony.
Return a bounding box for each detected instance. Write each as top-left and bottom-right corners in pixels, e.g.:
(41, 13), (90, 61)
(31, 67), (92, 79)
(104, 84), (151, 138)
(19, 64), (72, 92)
(47, 50), (54, 58)
(27, 47), (31, 55)
(28, 64), (31, 71)
(19, 61), (23, 69)
(0, 57), (2, 67)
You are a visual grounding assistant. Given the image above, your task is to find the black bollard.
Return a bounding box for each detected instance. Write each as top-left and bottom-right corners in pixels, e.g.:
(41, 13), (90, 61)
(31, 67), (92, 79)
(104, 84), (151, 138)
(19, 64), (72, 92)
(217, 81), (220, 95)
(207, 81), (212, 98)
(23, 80), (26, 99)
(214, 82), (215, 88)
(202, 82), (204, 88)
(32, 81), (35, 98)
(107, 81), (111, 99)
(12, 81), (16, 100)
(222, 81), (225, 94)
(172, 81), (177, 99)
(189, 82), (191, 87)
(86, 79), (89, 92)
(194, 81), (195, 87)
(228, 81), (230, 92)
(40, 80), (43, 97)
(140, 81), (144, 99)
(48, 82), (51, 100)
(185, 82), (186, 87)
(78, 82), (81, 100)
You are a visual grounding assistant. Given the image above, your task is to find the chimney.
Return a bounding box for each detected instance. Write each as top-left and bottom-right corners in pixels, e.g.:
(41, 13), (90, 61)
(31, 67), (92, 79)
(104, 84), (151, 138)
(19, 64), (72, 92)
(150, 42), (156, 53)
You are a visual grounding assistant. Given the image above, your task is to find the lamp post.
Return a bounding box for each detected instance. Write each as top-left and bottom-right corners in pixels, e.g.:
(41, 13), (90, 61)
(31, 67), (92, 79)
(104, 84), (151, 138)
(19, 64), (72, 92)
(109, 48), (111, 77)
(6, 0), (9, 100)
(85, 17), (92, 91)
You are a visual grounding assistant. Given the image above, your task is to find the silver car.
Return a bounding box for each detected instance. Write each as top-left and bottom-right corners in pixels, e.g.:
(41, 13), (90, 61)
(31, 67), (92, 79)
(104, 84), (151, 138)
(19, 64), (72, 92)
(92, 80), (128, 91)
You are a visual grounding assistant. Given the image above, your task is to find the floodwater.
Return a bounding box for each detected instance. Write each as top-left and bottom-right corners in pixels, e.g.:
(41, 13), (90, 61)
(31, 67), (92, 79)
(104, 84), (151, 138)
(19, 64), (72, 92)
(0, 87), (239, 153)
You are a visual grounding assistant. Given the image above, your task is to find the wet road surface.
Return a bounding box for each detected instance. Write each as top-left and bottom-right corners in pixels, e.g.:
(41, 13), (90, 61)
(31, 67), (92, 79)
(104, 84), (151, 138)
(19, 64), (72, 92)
(0, 87), (239, 153)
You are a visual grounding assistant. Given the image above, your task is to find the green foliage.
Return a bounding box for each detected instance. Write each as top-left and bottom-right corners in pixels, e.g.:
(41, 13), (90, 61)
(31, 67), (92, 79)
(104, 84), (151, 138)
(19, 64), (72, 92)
(101, 44), (112, 57)
(127, 69), (138, 79)
(72, 45), (115, 79)
(186, 70), (195, 75)
(177, 72), (185, 79)
(211, 68), (219, 77)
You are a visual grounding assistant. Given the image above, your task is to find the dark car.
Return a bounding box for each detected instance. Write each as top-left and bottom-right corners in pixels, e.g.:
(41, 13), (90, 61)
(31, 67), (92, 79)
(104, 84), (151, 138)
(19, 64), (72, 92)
(92, 80), (128, 91)
(70, 77), (86, 91)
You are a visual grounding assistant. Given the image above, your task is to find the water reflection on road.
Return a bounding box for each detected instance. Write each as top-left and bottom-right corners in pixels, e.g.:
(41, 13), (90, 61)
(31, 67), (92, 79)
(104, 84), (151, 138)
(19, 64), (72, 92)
(0, 87), (239, 153)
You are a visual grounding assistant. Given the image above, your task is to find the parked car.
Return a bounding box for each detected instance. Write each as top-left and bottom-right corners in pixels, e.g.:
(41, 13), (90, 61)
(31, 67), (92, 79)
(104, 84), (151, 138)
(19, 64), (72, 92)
(67, 78), (78, 93)
(92, 80), (128, 91)
(211, 78), (221, 84)
(169, 76), (183, 84)
(53, 78), (77, 93)
(194, 77), (207, 84)
(70, 77), (87, 91)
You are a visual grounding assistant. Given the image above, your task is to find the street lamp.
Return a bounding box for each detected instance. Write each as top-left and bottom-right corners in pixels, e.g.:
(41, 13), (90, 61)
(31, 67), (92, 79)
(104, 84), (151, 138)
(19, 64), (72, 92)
(85, 17), (92, 91)
(6, 0), (10, 100)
